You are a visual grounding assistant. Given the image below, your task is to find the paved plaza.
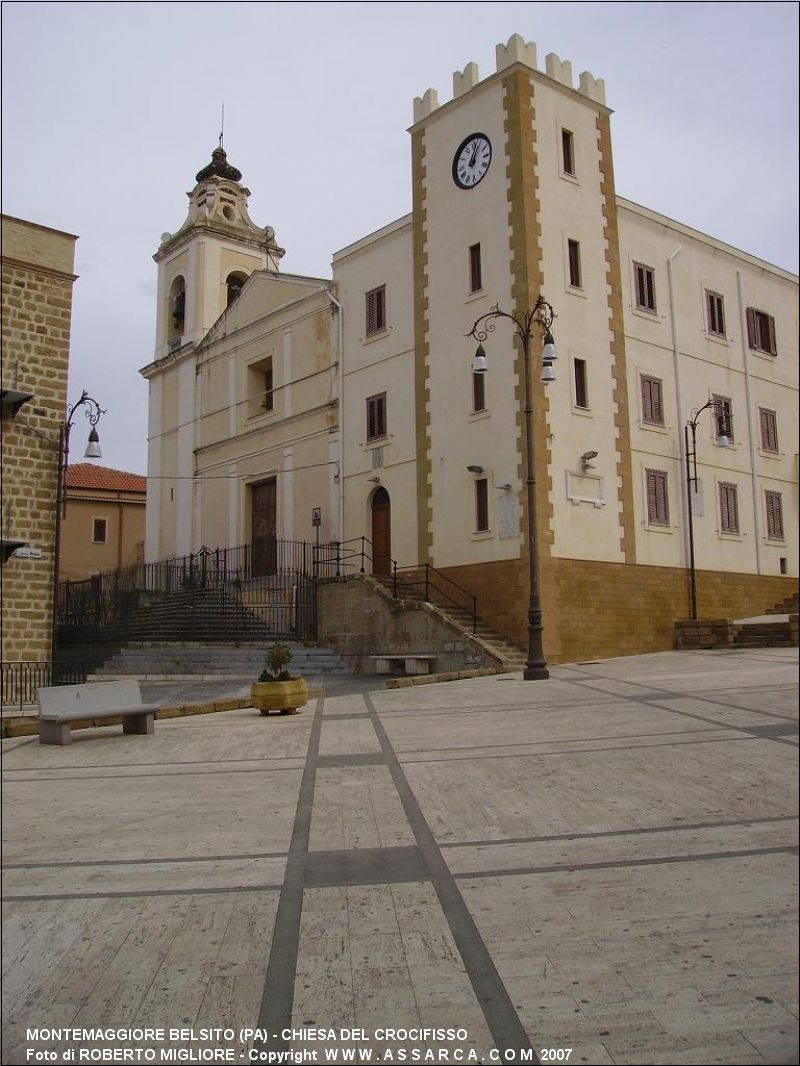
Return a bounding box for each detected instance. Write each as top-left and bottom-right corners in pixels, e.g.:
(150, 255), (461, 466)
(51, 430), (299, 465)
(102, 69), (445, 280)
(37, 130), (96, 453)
(1, 647), (798, 1065)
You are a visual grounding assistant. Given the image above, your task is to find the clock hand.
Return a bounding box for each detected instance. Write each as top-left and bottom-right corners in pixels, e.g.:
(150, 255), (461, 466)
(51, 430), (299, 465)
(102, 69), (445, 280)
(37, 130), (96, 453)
(469, 141), (479, 167)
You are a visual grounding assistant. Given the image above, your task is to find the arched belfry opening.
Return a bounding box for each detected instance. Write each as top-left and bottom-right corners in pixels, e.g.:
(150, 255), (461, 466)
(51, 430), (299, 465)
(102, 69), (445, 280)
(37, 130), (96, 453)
(371, 487), (392, 576)
(168, 275), (186, 342)
(226, 271), (248, 308)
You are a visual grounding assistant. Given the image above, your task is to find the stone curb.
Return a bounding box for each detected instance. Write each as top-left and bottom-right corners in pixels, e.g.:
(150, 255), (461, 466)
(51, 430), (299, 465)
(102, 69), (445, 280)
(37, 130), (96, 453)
(384, 666), (511, 689)
(0, 671), (513, 738)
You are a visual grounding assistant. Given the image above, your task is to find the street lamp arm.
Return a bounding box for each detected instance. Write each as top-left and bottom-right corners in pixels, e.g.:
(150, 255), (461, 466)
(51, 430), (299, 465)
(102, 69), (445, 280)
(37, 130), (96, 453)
(467, 297), (556, 346)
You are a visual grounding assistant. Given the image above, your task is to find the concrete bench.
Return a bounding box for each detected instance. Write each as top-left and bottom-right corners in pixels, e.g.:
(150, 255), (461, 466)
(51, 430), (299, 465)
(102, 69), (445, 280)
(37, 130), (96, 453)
(37, 680), (159, 746)
(370, 654), (437, 676)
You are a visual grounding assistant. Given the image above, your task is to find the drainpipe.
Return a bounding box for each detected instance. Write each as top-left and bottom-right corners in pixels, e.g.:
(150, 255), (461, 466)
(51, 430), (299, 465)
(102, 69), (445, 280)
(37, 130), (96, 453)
(667, 246), (689, 563)
(736, 270), (763, 575)
(328, 289), (344, 543)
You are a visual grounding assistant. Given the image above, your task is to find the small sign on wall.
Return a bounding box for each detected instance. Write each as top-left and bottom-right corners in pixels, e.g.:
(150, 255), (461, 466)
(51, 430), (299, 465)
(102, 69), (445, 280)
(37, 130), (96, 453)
(311, 508), (322, 527)
(14, 546), (43, 559)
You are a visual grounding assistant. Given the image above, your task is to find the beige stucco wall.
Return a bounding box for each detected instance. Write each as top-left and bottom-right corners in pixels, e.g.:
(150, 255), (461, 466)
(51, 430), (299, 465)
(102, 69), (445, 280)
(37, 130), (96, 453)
(333, 216), (418, 568)
(1, 215), (77, 663)
(144, 270), (339, 560)
(619, 199), (799, 577)
(59, 493), (145, 581)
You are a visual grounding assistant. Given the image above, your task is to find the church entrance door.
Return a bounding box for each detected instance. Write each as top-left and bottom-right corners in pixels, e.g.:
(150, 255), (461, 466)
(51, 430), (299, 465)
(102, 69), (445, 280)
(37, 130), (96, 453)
(251, 478), (277, 577)
(371, 487), (392, 576)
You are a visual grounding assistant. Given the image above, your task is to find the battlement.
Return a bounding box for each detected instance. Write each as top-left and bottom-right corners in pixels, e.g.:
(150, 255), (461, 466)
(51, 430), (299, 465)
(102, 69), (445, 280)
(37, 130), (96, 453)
(413, 32), (605, 123)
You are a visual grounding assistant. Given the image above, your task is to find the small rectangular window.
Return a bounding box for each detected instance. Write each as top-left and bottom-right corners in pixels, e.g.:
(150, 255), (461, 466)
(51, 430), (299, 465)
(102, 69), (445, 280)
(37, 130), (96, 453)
(641, 374), (664, 426)
(366, 392), (387, 442)
(568, 239), (582, 288)
(646, 469), (669, 526)
(469, 244), (482, 293)
(573, 358), (588, 409)
(263, 358), (274, 412)
(472, 369), (486, 413)
(765, 490), (784, 540)
(92, 518), (107, 544)
(719, 482), (739, 534)
(747, 307), (777, 355)
(634, 262), (657, 312)
(561, 129), (575, 176)
(475, 478), (489, 532)
(759, 408), (779, 453)
(712, 394), (734, 443)
(706, 290), (726, 337)
(366, 285), (386, 336)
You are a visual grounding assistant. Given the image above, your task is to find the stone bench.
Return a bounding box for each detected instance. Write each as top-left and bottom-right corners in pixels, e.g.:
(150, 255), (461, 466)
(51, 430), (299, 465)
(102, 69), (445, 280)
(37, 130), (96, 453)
(370, 654), (437, 676)
(37, 680), (159, 746)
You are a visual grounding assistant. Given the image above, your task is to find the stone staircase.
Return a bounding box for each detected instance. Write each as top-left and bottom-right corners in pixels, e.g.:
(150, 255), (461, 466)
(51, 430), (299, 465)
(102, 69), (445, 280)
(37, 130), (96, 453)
(767, 592), (799, 616)
(88, 641), (353, 682)
(731, 620), (793, 649)
(378, 576), (527, 669)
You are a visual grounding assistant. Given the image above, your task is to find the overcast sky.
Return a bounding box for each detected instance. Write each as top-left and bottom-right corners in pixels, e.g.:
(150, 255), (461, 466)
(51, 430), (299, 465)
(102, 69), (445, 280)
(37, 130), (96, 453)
(3, 1), (798, 476)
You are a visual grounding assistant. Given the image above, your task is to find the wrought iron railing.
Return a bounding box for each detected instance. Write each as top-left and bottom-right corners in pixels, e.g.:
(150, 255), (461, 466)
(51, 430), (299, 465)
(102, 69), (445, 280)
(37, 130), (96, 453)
(57, 539), (322, 644)
(1, 661), (91, 711)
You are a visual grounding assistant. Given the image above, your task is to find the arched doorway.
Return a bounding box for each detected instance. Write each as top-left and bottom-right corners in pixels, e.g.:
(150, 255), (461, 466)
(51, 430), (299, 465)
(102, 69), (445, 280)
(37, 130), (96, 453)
(371, 487), (392, 576)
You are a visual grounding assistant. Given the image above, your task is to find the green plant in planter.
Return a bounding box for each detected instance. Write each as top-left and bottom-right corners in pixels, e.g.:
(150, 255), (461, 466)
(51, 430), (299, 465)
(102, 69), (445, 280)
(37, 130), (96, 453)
(251, 642), (308, 716)
(258, 641), (294, 682)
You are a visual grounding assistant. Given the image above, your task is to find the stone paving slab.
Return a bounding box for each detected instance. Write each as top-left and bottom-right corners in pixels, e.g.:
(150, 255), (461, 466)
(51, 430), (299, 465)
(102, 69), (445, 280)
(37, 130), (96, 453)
(1, 648), (797, 1065)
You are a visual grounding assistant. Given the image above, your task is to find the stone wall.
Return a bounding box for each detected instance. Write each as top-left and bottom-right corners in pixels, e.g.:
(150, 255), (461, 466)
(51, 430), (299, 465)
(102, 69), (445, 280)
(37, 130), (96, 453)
(438, 556), (798, 664)
(316, 575), (499, 673)
(1, 216), (77, 663)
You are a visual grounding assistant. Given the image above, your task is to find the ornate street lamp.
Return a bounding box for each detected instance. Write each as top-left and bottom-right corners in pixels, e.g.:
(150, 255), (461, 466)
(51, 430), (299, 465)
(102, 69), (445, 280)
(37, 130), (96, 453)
(51, 391), (106, 665)
(684, 399), (731, 620)
(468, 297), (557, 680)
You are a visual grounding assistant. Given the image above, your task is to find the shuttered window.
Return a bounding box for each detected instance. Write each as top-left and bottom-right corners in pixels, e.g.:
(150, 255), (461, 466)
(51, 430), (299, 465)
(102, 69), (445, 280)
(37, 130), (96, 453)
(568, 239), (582, 288)
(365, 285), (386, 336)
(719, 482), (739, 534)
(366, 393), (387, 441)
(634, 262), (657, 312)
(706, 290), (726, 337)
(765, 491), (784, 540)
(574, 358), (588, 409)
(561, 129), (575, 175)
(747, 308), (777, 355)
(469, 244), (482, 292)
(472, 370), (486, 413)
(646, 469), (669, 526)
(475, 478), (489, 532)
(712, 394), (734, 442)
(759, 408), (779, 452)
(641, 374), (664, 425)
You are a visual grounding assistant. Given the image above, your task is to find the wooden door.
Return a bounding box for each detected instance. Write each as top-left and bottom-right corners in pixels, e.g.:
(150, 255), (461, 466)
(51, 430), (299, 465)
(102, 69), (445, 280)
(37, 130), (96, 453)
(371, 487), (391, 576)
(251, 479), (277, 576)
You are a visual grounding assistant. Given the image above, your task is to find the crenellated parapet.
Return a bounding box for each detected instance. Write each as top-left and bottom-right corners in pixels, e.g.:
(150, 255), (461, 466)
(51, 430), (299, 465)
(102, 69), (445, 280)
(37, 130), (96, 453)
(412, 33), (606, 122)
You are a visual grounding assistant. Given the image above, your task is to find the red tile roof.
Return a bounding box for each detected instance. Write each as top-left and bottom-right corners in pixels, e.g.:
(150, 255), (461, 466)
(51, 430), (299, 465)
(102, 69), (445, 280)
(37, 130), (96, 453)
(66, 464), (147, 494)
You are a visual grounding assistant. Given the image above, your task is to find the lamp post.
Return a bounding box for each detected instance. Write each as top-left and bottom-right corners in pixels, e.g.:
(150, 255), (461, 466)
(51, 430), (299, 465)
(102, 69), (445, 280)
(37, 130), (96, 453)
(51, 390), (106, 667)
(684, 399), (730, 620)
(468, 297), (557, 681)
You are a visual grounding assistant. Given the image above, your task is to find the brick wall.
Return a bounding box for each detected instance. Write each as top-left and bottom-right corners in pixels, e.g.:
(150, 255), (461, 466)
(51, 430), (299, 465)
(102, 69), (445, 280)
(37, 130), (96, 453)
(1, 217), (76, 664)
(438, 556), (798, 664)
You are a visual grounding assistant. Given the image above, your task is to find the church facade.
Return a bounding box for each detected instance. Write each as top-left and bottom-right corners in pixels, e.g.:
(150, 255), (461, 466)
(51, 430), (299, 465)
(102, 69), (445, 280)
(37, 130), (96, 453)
(141, 34), (798, 662)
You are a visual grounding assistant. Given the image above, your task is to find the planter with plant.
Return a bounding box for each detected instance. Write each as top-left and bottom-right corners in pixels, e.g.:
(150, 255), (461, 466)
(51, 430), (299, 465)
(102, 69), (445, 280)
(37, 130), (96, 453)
(250, 642), (308, 715)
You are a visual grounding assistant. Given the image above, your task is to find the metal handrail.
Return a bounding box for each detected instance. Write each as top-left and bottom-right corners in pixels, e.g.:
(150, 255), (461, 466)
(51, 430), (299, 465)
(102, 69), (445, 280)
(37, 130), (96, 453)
(390, 562), (478, 633)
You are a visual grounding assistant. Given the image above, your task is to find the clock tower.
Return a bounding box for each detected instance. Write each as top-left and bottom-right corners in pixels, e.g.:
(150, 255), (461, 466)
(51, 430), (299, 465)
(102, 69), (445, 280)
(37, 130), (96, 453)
(152, 145), (285, 360)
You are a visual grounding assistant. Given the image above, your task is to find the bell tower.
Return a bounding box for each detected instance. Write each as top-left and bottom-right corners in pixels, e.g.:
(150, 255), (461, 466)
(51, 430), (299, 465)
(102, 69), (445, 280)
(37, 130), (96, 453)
(152, 145), (285, 359)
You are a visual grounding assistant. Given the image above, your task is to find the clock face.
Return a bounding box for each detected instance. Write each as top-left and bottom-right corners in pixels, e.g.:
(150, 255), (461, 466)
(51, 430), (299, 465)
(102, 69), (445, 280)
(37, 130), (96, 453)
(453, 133), (492, 189)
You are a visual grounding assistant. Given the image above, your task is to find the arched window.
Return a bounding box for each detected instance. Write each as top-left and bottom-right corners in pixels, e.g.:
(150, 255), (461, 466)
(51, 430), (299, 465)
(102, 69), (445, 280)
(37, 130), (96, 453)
(226, 271), (248, 308)
(168, 275), (186, 341)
